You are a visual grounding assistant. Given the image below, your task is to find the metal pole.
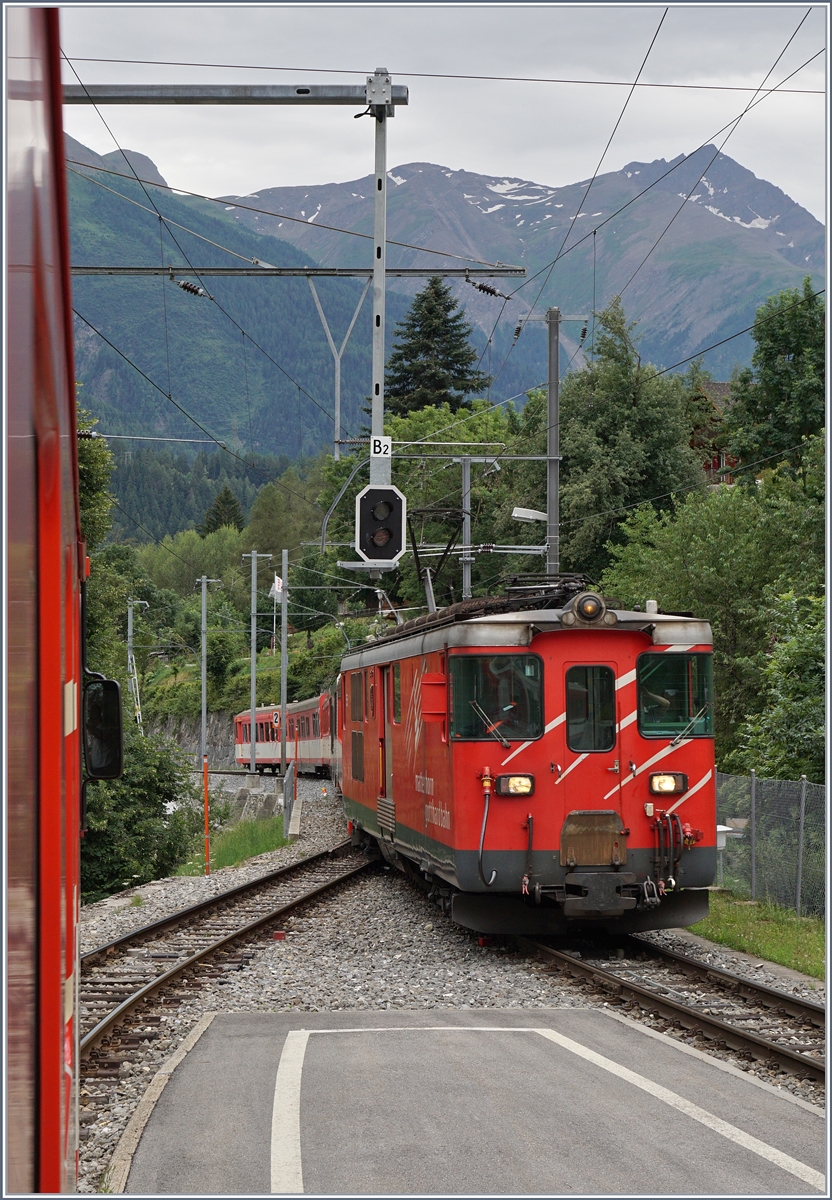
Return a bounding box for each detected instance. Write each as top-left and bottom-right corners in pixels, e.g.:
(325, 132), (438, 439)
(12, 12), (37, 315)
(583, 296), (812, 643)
(546, 307), (561, 576)
(461, 456), (472, 600)
(795, 774), (807, 916)
(369, 69), (390, 486)
(280, 548), (289, 777)
(250, 552), (257, 776)
(203, 754), (210, 875)
(308, 276), (370, 460)
(750, 768), (756, 901)
(127, 600), (134, 698)
(200, 577), (208, 765)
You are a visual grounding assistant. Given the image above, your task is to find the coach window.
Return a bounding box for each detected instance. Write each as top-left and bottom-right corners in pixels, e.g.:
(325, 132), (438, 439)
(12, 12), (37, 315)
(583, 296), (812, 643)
(638, 653), (714, 739)
(350, 671), (364, 722)
(566, 666), (615, 752)
(450, 654), (543, 741)
(393, 662), (402, 723)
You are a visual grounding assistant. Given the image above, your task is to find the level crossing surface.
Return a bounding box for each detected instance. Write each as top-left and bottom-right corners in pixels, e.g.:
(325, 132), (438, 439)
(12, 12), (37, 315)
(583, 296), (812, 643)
(126, 1008), (825, 1195)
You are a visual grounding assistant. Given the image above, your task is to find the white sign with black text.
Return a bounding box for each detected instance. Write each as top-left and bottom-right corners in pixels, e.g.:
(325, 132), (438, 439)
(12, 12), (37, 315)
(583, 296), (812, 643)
(370, 436), (392, 459)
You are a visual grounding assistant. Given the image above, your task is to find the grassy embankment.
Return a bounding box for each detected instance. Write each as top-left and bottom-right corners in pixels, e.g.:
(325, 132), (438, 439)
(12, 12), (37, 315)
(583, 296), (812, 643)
(176, 816), (288, 875)
(692, 892), (825, 980)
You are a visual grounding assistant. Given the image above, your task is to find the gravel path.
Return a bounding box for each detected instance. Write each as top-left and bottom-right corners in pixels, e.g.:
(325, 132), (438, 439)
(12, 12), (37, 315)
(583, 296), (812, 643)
(77, 786), (824, 1192)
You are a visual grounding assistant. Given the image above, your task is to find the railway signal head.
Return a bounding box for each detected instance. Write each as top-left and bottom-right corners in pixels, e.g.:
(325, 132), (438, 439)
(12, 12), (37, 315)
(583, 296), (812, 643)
(355, 485), (407, 565)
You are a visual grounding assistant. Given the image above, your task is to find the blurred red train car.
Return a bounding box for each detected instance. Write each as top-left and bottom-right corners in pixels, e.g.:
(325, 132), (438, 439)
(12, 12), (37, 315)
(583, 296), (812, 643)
(336, 586), (717, 935)
(6, 11), (122, 1190)
(234, 693), (339, 777)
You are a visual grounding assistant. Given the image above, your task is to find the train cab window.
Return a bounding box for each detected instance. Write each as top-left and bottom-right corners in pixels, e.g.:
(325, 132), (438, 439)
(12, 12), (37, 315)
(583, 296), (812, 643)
(368, 674), (375, 719)
(450, 655), (543, 741)
(393, 662), (402, 723)
(566, 666), (615, 752)
(350, 671), (364, 722)
(638, 653), (714, 739)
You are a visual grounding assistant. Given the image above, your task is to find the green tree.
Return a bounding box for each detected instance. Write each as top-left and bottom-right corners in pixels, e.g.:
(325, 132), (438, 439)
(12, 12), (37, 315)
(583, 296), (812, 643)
(81, 728), (200, 900)
(385, 278), (491, 416)
(241, 466), (322, 560)
(723, 278), (825, 487)
(550, 298), (705, 577)
(726, 594), (825, 783)
(198, 484), (245, 535)
(600, 453), (824, 762)
(77, 406), (115, 551)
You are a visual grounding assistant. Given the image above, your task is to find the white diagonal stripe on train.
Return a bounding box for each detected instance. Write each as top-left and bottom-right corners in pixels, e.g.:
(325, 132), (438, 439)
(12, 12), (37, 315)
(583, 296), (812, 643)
(615, 669), (637, 690)
(500, 711), (565, 766)
(667, 768), (713, 815)
(555, 752), (588, 786)
(616, 710), (637, 733)
(603, 739), (692, 801)
(662, 644), (696, 652)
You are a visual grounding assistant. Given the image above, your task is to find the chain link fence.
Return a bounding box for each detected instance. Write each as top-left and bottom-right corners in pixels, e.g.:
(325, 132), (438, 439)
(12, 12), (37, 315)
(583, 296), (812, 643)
(716, 772), (825, 918)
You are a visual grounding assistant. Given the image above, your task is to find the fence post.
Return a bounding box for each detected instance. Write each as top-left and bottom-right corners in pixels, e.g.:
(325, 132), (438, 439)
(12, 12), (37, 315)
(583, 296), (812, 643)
(795, 774), (806, 917)
(750, 768), (756, 901)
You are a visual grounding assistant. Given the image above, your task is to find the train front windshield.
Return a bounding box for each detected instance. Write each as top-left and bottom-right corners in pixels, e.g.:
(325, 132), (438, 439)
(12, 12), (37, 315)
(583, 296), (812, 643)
(637, 653), (714, 738)
(450, 654), (543, 741)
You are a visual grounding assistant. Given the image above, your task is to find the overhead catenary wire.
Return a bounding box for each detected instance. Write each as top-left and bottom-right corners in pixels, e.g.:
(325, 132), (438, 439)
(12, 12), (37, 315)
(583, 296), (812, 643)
(63, 54), (824, 94)
(619, 8), (814, 298)
(482, 8), (669, 386)
(63, 57), (344, 437)
(65, 158), (508, 268)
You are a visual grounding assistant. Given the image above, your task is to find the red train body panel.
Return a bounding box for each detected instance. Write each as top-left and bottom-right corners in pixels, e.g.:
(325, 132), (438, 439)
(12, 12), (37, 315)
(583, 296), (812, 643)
(336, 598), (717, 935)
(6, 9), (84, 1189)
(234, 693), (340, 776)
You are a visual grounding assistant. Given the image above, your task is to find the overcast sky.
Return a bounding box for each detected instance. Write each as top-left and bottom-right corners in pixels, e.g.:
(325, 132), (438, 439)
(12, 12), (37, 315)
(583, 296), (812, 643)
(60, 4), (827, 220)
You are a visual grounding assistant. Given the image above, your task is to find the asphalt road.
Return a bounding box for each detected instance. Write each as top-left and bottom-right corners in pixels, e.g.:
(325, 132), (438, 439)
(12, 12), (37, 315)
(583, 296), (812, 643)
(127, 1008), (826, 1195)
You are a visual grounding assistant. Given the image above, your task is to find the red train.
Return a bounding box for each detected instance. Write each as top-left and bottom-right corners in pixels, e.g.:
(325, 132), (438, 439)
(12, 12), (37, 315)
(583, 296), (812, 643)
(336, 586), (716, 934)
(238, 584), (717, 935)
(234, 693), (339, 776)
(6, 12), (122, 1191)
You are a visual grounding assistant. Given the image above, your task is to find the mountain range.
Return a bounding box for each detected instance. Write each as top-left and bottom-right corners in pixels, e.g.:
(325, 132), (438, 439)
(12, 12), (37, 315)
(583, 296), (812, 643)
(67, 133), (824, 463)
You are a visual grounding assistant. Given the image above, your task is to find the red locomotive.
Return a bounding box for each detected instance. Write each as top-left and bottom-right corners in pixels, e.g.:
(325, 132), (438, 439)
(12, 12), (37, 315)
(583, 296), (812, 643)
(6, 12), (122, 1190)
(336, 582), (716, 934)
(234, 693), (339, 777)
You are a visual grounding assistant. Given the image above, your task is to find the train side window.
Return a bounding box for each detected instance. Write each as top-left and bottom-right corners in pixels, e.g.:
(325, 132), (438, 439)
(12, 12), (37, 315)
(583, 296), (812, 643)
(565, 666), (615, 752)
(393, 662), (401, 723)
(351, 671), (364, 722)
(351, 730), (364, 781)
(369, 672), (375, 720)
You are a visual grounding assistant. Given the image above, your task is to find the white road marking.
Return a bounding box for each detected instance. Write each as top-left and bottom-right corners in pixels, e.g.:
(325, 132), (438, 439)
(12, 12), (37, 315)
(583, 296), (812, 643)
(666, 768), (713, 815)
(534, 1028), (825, 1191)
(554, 752), (587, 785)
(501, 712), (565, 766)
(270, 1029), (309, 1194)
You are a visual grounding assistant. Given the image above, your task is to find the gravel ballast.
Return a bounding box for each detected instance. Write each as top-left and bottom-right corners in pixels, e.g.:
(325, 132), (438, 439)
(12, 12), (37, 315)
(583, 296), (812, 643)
(77, 780), (825, 1192)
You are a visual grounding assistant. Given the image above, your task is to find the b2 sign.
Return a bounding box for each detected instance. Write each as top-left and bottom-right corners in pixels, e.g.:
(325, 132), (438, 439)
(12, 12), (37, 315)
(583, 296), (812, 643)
(370, 436), (392, 459)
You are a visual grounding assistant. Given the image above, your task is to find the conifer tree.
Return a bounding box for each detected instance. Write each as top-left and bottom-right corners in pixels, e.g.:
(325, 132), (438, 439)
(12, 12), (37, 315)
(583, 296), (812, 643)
(198, 484), (245, 535)
(385, 278), (491, 415)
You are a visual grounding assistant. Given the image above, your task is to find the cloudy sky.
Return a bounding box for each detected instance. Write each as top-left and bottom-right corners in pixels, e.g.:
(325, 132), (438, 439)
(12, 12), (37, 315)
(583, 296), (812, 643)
(60, 4), (827, 219)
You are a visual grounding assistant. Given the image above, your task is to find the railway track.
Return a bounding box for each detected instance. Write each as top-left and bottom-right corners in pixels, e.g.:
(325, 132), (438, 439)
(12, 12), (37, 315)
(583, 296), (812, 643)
(526, 935), (825, 1085)
(79, 841), (372, 1066)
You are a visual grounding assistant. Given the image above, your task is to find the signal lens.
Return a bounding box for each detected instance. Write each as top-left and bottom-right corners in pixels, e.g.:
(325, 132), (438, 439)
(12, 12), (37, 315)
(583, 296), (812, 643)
(371, 528), (392, 546)
(649, 773), (688, 794)
(372, 501), (393, 520)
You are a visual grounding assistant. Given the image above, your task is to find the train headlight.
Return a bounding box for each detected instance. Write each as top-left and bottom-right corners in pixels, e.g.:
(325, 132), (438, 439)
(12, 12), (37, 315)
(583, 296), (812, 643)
(649, 772), (688, 795)
(495, 774), (535, 796)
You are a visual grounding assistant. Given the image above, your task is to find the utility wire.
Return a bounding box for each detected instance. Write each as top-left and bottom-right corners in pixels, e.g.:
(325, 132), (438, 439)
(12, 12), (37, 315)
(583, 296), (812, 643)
(66, 158), (507, 267)
(158, 217), (173, 396)
(63, 58), (343, 435)
(482, 9), (669, 387)
(619, 9), (814, 297)
(74, 308), (315, 504)
(63, 54), (824, 94)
